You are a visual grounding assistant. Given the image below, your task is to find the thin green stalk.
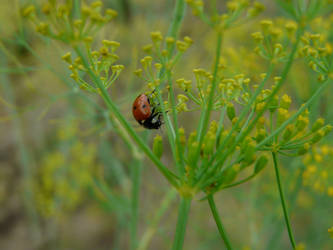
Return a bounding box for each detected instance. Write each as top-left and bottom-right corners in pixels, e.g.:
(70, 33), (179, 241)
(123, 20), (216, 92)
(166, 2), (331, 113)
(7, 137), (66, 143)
(207, 195), (233, 250)
(166, 0), (186, 175)
(272, 152), (296, 249)
(167, 0), (186, 52)
(130, 161), (142, 250)
(172, 197), (192, 250)
(267, 163), (305, 250)
(138, 189), (177, 250)
(73, 0), (81, 19)
(167, 70), (185, 175)
(221, 174), (256, 190)
(74, 47), (179, 188)
(153, 0), (186, 176)
(195, 31), (223, 162)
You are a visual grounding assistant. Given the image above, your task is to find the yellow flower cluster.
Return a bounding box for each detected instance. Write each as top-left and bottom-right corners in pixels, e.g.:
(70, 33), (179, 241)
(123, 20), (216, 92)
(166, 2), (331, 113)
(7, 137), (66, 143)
(302, 145), (333, 196)
(34, 124), (97, 217)
(134, 31), (193, 107)
(186, 0), (265, 30)
(299, 31), (333, 81)
(62, 40), (123, 93)
(252, 18), (298, 62)
(255, 89), (332, 155)
(175, 67), (253, 114)
(22, 0), (117, 43)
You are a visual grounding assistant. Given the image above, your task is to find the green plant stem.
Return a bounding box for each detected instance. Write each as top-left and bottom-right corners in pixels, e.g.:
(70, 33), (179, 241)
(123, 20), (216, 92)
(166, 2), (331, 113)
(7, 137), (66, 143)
(195, 31), (223, 162)
(172, 197), (192, 250)
(222, 174), (256, 190)
(167, 70), (185, 175)
(154, 0), (186, 176)
(207, 195), (233, 250)
(272, 152), (296, 249)
(73, 0), (81, 19)
(167, 0), (186, 51)
(167, 0), (186, 175)
(138, 189), (177, 250)
(130, 161), (142, 250)
(74, 47), (179, 188)
(267, 163), (305, 250)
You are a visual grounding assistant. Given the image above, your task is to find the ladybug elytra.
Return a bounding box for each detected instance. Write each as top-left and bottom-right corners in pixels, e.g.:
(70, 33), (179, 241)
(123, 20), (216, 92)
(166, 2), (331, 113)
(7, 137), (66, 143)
(132, 94), (163, 129)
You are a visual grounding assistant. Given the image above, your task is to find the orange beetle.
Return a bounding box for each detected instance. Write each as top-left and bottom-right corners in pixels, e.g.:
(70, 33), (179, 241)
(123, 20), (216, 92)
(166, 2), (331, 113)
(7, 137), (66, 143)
(132, 94), (162, 129)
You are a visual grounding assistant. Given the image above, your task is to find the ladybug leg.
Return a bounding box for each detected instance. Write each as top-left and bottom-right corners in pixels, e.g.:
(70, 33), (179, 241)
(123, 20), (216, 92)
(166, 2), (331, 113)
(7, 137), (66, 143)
(151, 107), (162, 117)
(151, 107), (156, 115)
(150, 111), (160, 119)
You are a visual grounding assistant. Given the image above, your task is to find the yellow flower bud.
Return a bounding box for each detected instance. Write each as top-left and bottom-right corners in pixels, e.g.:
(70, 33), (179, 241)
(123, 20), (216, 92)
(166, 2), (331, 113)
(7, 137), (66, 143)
(280, 94), (292, 110)
(184, 36), (193, 46)
(179, 128), (186, 146)
(298, 143), (310, 155)
(134, 69), (143, 77)
(62, 52), (72, 64)
(176, 40), (188, 52)
(151, 31), (163, 43)
(166, 37), (175, 45)
(226, 102), (236, 121)
(254, 155), (268, 174)
(22, 5), (36, 18)
(105, 9), (118, 19)
(311, 130), (325, 144)
(311, 118), (325, 132)
(283, 124), (294, 142)
(260, 19), (273, 33)
(296, 115), (309, 132)
(277, 108), (289, 126)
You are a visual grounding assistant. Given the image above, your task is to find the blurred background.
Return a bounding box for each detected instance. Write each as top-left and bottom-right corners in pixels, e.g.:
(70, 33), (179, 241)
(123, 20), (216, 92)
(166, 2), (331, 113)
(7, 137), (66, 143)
(0, 0), (332, 249)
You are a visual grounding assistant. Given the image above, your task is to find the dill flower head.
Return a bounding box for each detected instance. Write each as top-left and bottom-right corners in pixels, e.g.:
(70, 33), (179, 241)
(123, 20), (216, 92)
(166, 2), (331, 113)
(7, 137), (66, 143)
(22, 1), (118, 43)
(302, 145), (333, 196)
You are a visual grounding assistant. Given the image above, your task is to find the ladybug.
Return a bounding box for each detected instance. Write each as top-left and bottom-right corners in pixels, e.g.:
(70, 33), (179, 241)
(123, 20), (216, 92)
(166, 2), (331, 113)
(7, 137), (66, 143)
(132, 94), (163, 129)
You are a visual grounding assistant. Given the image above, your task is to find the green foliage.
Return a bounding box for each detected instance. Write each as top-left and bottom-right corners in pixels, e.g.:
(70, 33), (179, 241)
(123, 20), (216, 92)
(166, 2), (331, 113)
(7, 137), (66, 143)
(0, 0), (332, 249)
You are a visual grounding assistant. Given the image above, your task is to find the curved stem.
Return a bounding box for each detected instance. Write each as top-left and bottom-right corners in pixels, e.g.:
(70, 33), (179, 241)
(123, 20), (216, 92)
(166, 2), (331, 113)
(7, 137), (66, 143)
(130, 161), (142, 250)
(172, 197), (191, 250)
(138, 189), (177, 250)
(207, 195), (233, 250)
(272, 152), (296, 249)
(74, 47), (179, 188)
